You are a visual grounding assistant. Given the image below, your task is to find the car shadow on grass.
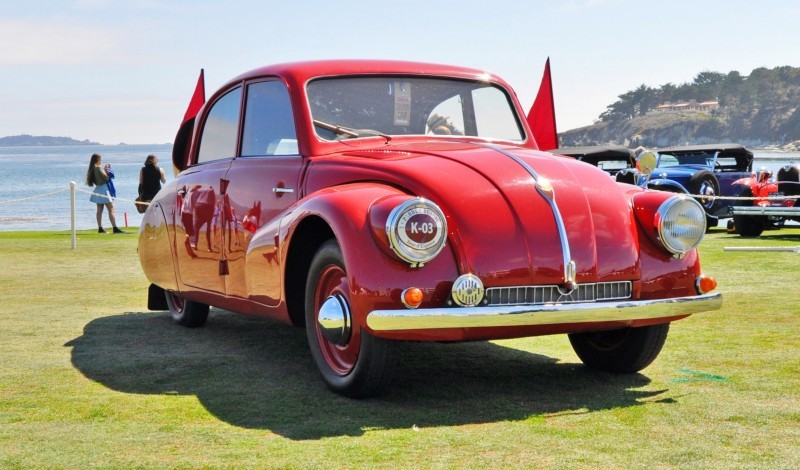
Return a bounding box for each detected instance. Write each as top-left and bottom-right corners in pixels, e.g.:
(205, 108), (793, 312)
(66, 309), (670, 440)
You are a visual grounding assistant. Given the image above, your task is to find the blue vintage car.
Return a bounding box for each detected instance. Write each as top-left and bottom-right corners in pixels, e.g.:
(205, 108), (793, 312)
(650, 144), (754, 227)
(557, 144), (754, 228)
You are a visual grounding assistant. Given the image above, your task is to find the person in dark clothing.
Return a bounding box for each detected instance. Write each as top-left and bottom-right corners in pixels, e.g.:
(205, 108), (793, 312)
(138, 154), (167, 205)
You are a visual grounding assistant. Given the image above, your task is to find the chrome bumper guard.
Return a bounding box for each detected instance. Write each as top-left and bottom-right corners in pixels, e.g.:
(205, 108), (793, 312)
(730, 206), (800, 217)
(366, 293), (722, 331)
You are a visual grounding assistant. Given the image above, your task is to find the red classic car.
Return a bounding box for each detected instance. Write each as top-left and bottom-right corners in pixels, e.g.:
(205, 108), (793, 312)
(139, 60), (722, 397)
(730, 164), (800, 236)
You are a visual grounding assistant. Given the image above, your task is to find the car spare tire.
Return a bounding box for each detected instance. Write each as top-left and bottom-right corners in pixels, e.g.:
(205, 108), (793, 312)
(687, 170), (720, 214)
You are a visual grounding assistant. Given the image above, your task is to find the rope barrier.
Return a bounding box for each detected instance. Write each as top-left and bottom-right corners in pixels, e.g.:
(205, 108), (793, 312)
(72, 186), (151, 206)
(0, 188), (70, 205)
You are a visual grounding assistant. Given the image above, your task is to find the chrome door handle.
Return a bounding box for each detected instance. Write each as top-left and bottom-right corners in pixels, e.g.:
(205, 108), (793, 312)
(272, 187), (295, 194)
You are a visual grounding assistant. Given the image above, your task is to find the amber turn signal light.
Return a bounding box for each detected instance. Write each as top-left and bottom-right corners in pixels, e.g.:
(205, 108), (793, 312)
(401, 287), (424, 309)
(696, 275), (717, 294)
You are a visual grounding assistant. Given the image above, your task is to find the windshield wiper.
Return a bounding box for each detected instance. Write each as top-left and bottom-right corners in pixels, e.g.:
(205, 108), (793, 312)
(313, 119), (359, 138)
(313, 119), (392, 143)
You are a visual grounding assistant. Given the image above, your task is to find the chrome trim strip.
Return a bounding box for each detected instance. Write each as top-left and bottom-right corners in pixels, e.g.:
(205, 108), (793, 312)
(470, 142), (575, 288)
(366, 293), (722, 331)
(731, 206), (800, 216)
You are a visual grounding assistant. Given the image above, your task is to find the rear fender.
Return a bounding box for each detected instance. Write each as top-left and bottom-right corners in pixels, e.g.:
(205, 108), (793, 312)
(138, 201), (179, 292)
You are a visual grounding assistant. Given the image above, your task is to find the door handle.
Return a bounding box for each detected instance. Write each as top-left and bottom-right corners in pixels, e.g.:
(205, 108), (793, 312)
(272, 187), (295, 194)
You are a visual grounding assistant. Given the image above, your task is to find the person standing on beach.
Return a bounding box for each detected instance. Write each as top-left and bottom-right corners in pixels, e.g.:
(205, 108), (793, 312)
(138, 154), (166, 202)
(86, 153), (124, 233)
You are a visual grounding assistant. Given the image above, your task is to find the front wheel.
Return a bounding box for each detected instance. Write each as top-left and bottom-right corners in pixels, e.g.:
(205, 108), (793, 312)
(568, 323), (669, 373)
(165, 291), (209, 327)
(305, 240), (395, 398)
(732, 188), (765, 237)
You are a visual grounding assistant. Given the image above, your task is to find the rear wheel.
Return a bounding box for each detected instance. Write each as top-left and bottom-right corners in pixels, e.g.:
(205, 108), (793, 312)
(732, 188), (765, 237)
(165, 291), (209, 327)
(568, 323), (669, 373)
(305, 240), (395, 398)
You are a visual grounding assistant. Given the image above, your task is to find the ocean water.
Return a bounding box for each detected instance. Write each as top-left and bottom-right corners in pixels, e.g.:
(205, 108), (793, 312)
(0, 144), (798, 232)
(0, 144), (173, 231)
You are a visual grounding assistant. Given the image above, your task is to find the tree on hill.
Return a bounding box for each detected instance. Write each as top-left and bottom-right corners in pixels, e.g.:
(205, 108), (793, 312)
(568, 65), (800, 147)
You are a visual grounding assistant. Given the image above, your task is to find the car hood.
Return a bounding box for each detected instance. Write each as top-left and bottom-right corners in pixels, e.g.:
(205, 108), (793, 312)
(306, 141), (640, 287)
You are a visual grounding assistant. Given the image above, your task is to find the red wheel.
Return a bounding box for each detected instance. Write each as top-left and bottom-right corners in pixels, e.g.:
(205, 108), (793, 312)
(305, 240), (395, 397)
(312, 264), (358, 374)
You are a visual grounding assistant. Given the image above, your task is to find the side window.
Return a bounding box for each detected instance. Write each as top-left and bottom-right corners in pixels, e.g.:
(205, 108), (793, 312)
(241, 80), (298, 156)
(197, 87), (242, 164)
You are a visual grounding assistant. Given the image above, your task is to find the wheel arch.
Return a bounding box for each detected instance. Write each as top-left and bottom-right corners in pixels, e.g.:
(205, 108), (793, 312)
(282, 183), (416, 327)
(284, 215), (335, 327)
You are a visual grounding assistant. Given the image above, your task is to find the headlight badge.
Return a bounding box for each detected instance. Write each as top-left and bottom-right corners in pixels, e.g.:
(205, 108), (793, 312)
(656, 196), (706, 255)
(386, 198), (447, 267)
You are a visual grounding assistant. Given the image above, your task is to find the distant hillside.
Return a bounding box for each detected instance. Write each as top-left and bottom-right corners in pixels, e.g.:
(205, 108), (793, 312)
(0, 134), (100, 146)
(560, 65), (800, 149)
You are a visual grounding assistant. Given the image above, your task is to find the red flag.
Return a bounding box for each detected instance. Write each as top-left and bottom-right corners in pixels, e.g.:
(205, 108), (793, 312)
(182, 69), (205, 125)
(527, 58), (558, 151)
(173, 70), (205, 172)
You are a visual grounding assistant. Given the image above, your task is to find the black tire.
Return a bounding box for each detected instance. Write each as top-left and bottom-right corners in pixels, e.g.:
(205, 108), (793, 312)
(568, 323), (669, 373)
(165, 291), (209, 327)
(732, 188), (765, 237)
(305, 240), (395, 398)
(687, 170), (720, 214)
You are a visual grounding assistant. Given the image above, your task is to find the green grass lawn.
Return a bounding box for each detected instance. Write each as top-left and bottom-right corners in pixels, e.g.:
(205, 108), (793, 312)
(1, 227), (798, 468)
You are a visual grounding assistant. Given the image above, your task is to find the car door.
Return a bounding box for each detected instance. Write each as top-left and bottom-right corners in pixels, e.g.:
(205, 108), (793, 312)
(174, 86), (241, 294)
(221, 79), (305, 305)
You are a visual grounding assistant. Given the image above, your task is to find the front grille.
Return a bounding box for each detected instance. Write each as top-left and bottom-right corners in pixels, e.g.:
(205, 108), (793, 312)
(485, 281), (632, 306)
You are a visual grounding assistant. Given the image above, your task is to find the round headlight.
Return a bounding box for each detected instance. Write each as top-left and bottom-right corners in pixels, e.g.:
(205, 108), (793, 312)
(655, 196), (706, 255)
(386, 198), (447, 266)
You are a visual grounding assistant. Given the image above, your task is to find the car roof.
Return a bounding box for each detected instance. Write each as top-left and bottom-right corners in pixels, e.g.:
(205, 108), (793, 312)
(658, 143), (753, 159)
(226, 60), (506, 88)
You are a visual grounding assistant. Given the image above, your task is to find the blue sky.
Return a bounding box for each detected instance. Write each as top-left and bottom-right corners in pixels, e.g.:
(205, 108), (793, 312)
(2, 0), (799, 145)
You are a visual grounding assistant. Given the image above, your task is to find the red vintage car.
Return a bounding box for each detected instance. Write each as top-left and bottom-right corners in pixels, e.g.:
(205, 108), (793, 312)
(139, 60), (722, 397)
(730, 164), (800, 236)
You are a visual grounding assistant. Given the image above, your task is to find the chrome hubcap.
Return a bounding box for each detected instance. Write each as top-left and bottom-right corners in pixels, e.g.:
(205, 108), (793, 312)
(317, 294), (351, 345)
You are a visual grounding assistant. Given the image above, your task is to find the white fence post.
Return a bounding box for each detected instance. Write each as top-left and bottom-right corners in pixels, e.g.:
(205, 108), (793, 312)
(70, 181), (76, 249)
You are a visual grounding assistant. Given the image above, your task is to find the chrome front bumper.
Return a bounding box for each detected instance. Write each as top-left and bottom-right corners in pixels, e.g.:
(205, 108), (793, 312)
(366, 293), (722, 331)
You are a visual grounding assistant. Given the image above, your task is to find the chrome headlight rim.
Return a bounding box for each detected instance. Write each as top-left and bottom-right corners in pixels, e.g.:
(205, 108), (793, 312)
(655, 195), (707, 255)
(385, 198), (447, 266)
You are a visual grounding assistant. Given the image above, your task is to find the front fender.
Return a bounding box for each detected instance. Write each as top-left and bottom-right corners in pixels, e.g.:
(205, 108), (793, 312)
(246, 183), (461, 329)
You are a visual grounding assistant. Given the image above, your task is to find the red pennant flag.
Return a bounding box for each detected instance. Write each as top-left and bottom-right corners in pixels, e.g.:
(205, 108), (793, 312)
(527, 58), (558, 151)
(173, 70), (206, 172)
(182, 69), (205, 125)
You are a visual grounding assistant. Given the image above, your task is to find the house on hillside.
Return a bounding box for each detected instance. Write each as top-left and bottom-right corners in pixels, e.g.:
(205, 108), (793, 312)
(650, 100), (719, 114)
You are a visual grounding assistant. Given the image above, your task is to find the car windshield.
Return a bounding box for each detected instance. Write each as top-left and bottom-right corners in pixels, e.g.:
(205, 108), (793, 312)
(306, 76), (525, 142)
(657, 152), (714, 167)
